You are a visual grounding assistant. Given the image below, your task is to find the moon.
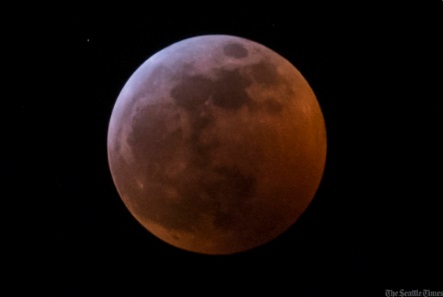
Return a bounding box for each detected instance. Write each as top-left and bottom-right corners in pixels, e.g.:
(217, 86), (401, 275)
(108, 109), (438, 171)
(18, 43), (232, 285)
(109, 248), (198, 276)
(107, 35), (326, 255)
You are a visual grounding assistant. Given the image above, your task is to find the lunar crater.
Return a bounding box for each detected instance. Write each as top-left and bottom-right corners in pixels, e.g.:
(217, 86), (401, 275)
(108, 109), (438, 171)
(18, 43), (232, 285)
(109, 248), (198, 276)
(223, 42), (249, 58)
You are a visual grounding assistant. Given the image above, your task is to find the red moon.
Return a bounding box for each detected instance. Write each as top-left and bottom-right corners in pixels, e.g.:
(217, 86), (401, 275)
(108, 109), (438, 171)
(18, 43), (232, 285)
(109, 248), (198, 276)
(107, 35), (327, 254)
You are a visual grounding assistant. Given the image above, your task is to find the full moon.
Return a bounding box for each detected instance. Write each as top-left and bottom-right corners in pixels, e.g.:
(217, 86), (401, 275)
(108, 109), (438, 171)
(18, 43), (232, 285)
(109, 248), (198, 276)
(107, 35), (326, 254)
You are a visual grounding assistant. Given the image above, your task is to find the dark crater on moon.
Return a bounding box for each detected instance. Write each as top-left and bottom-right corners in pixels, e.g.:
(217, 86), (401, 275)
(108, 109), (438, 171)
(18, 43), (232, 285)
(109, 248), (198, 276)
(211, 69), (251, 110)
(170, 75), (214, 112)
(170, 68), (252, 111)
(223, 43), (248, 58)
(250, 61), (280, 86)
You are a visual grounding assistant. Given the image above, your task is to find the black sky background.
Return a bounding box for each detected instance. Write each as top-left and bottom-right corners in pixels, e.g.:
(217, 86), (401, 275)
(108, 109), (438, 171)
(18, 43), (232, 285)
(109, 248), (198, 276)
(13, 2), (442, 295)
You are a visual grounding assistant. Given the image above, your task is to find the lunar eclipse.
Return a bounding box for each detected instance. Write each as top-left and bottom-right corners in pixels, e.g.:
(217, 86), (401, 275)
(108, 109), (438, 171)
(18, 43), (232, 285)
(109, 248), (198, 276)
(107, 35), (327, 254)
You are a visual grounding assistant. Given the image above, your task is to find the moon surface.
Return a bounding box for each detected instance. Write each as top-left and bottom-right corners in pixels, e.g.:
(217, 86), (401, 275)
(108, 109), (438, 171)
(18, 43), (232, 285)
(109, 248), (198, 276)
(107, 35), (326, 254)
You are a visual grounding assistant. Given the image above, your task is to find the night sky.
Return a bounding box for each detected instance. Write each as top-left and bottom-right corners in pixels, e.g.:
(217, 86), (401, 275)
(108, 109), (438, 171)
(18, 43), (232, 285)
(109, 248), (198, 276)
(15, 3), (442, 295)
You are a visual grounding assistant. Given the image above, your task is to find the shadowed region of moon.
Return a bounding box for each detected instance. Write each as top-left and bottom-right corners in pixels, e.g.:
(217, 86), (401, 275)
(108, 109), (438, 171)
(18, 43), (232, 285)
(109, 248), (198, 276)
(107, 35), (327, 255)
(223, 43), (248, 58)
(171, 68), (252, 111)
